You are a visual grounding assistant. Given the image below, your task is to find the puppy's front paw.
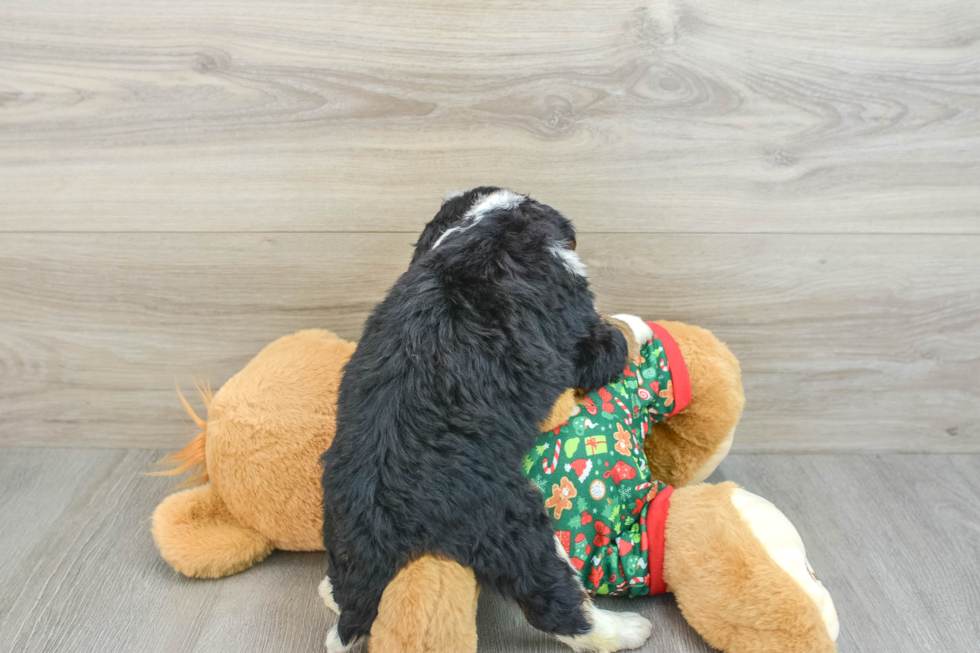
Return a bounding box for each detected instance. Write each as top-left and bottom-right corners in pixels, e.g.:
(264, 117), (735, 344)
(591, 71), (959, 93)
(612, 611), (653, 650)
(604, 315), (639, 362)
(609, 314), (653, 349)
(318, 574), (340, 614)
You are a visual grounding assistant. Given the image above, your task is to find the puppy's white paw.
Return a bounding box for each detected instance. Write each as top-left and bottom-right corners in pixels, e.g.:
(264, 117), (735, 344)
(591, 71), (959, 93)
(318, 575), (340, 614)
(611, 611), (653, 650)
(557, 606), (653, 652)
(325, 625), (355, 653)
(610, 314), (653, 346)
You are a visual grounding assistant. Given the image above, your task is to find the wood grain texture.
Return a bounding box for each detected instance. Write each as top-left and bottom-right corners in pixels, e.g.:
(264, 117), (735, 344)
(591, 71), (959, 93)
(0, 449), (331, 653)
(1, 450), (977, 652)
(1, 0), (978, 233)
(717, 454), (980, 653)
(2, 232), (978, 451)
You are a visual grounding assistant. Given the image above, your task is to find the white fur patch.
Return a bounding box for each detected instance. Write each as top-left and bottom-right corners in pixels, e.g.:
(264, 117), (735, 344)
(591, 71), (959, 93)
(467, 189), (524, 217)
(431, 189), (526, 250)
(318, 574), (340, 615)
(551, 246), (587, 277)
(731, 488), (840, 642)
(609, 314), (652, 346)
(551, 533), (652, 652)
(556, 603), (653, 652)
(325, 625), (358, 653)
(431, 225), (462, 249)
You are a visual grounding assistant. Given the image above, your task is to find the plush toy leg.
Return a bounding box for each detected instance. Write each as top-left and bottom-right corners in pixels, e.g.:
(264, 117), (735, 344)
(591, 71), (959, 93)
(644, 321), (744, 487)
(152, 484), (274, 579)
(368, 555), (480, 653)
(665, 483), (838, 653)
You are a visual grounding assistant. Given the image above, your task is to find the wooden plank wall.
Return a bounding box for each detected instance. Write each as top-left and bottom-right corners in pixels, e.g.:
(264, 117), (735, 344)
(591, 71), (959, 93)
(1, 0), (978, 451)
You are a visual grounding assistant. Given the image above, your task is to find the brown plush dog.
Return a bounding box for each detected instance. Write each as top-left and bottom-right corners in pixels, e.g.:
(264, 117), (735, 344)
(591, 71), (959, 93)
(152, 321), (837, 653)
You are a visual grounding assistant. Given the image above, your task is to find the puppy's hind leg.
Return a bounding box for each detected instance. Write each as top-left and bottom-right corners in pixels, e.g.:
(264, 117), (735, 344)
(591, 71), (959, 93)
(476, 521), (651, 653)
(322, 556), (391, 653)
(556, 603), (653, 653)
(549, 536), (652, 653)
(325, 626), (358, 653)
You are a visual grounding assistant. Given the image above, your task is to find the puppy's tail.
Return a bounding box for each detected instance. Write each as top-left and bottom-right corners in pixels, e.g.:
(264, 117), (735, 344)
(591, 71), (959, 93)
(148, 381), (212, 487)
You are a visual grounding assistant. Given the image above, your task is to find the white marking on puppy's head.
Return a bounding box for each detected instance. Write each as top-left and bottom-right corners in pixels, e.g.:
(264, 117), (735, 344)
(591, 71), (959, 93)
(431, 225), (462, 249)
(550, 245), (587, 278)
(466, 189), (524, 218)
(431, 188), (527, 250)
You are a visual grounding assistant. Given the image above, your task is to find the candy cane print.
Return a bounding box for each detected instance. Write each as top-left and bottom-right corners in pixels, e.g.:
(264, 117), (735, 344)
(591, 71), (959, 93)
(613, 397), (632, 424)
(635, 481), (651, 492)
(542, 439), (562, 474)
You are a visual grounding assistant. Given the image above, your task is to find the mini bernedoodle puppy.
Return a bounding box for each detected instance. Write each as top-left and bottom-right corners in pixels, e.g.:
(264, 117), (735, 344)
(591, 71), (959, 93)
(320, 188), (653, 652)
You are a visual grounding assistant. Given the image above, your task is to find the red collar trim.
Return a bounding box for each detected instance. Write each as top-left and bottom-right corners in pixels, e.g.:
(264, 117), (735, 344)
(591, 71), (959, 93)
(648, 323), (692, 418)
(644, 484), (673, 594)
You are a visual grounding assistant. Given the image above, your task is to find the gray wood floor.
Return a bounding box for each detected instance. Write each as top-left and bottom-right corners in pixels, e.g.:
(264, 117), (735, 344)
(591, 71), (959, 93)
(1, 450), (977, 653)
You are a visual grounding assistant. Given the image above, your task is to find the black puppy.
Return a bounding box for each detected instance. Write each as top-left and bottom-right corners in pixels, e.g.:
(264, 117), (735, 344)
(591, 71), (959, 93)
(320, 188), (652, 652)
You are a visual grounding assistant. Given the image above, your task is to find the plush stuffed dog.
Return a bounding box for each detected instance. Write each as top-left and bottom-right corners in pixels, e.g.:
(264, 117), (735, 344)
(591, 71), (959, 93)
(152, 318), (838, 653)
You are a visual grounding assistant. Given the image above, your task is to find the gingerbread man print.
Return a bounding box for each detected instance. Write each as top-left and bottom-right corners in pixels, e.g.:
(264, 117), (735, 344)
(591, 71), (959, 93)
(613, 423), (633, 456)
(545, 476), (578, 519)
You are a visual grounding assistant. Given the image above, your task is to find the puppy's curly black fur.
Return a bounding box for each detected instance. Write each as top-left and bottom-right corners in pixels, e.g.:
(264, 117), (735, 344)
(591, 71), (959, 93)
(321, 188), (628, 647)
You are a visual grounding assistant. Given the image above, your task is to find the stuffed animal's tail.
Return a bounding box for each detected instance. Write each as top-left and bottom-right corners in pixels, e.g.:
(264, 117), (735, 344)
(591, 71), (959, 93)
(149, 382), (212, 487)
